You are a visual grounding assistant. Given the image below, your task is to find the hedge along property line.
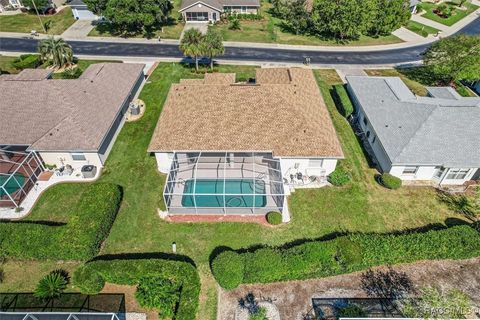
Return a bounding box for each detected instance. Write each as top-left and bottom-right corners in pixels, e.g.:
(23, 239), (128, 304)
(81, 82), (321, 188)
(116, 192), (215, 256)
(73, 258), (200, 320)
(211, 225), (480, 289)
(0, 183), (122, 260)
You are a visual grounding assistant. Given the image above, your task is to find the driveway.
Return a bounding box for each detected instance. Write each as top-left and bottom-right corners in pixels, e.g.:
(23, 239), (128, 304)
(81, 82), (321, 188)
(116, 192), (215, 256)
(61, 19), (95, 38)
(181, 22), (208, 39)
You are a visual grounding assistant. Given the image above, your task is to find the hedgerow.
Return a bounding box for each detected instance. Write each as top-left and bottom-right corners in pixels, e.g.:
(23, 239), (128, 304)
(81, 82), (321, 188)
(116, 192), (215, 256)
(0, 183), (122, 260)
(73, 258), (200, 320)
(211, 225), (480, 289)
(333, 84), (355, 117)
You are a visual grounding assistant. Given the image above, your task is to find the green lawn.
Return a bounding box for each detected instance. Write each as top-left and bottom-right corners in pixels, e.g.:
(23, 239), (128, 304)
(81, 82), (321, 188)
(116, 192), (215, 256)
(419, 1), (479, 26)
(405, 20), (440, 37)
(0, 7), (75, 34)
(1, 64), (467, 319)
(0, 55), (18, 74)
(211, 1), (402, 46)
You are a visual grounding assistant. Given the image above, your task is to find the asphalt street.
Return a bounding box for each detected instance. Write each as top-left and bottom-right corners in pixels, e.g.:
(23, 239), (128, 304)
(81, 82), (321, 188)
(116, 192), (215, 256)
(0, 17), (478, 65)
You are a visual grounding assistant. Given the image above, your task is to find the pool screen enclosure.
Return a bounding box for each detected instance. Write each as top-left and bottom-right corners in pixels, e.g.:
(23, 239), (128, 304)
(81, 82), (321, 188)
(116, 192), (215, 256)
(164, 152), (285, 214)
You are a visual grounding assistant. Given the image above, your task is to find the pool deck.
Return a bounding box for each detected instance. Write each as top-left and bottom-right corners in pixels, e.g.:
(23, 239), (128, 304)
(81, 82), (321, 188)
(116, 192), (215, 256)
(0, 167), (101, 220)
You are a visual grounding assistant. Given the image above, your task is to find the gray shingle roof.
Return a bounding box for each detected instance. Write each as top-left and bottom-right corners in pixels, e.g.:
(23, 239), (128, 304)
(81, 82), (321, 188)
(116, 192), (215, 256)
(347, 76), (480, 168)
(0, 63), (144, 152)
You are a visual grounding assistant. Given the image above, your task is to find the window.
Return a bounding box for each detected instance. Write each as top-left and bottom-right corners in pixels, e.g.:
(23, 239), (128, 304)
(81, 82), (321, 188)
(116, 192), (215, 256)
(241, 6), (247, 12)
(402, 166), (418, 175)
(363, 116), (368, 126)
(366, 131), (371, 138)
(71, 153), (86, 161)
(308, 159), (323, 167)
(446, 168), (470, 180)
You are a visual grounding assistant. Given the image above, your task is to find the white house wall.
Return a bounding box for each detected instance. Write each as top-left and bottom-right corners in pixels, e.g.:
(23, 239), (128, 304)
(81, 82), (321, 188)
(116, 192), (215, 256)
(155, 152), (174, 173)
(279, 158), (338, 179)
(441, 168), (478, 185)
(39, 152), (102, 169)
(389, 165), (437, 181)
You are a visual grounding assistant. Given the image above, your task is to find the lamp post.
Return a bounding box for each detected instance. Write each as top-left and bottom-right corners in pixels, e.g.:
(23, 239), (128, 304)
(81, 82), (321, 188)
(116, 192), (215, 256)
(31, 0), (47, 33)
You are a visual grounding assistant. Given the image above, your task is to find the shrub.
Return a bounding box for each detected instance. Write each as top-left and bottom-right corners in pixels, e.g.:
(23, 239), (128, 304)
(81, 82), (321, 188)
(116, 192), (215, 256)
(34, 270), (69, 300)
(266, 211), (282, 225)
(211, 250), (244, 289)
(338, 304), (367, 318)
(211, 225), (480, 288)
(58, 67), (82, 79)
(333, 84), (355, 117)
(229, 18), (241, 30)
(73, 258), (200, 320)
(328, 166), (350, 186)
(12, 54), (41, 69)
(380, 173), (402, 190)
(0, 183), (122, 260)
(135, 277), (180, 318)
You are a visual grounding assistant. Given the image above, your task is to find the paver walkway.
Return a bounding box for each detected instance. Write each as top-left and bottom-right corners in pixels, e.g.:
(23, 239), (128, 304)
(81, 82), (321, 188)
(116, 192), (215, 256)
(61, 19), (96, 38)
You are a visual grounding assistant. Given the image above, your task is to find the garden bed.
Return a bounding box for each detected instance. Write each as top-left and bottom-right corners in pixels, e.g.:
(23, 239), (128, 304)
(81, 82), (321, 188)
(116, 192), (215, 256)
(419, 1), (479, 26)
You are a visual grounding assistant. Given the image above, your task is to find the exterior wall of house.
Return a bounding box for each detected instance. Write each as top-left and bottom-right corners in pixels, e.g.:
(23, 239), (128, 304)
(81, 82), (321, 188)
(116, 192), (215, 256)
(181, 4), (221, 22)
(155, 152), (174, 173)
(39, 151), (103, 169)
(389, 165), (437, 181)
(440, 167), (478, 185)
(279, 158), (338, 179)
(224, 5), (258, 13)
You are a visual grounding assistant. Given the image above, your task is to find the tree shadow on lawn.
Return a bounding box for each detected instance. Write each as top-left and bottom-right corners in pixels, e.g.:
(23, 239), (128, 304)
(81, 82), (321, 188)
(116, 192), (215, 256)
(209, 218), (473, 267)
(91, 251), (196, 268)
(93, 18), (179, 39)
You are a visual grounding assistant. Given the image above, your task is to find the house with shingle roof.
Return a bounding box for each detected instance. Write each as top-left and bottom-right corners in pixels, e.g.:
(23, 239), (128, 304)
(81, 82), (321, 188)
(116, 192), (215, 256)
(0, 63), (144, 208)
(148, 68), (343, 219)
(347, 76), (480, 186)
(179, 0), (260, 22)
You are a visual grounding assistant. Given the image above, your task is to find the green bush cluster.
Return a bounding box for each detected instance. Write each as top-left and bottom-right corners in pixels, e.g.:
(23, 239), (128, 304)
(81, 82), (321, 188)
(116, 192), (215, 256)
(225, 12), (263, 20)
(135, 277), (180, 319)
(211, 225), (480, 289)
(333, 84), (355, 117)
(328, 166), (350, 186)
(266, 211), (282, 225)
(211, 250), (244, 289)
(380, 173), (402, 190)
(73, 258), (200, 320)
(0, 183), (122, 260)
(57, 67), (82, 79)
(12, 54), (42, 70)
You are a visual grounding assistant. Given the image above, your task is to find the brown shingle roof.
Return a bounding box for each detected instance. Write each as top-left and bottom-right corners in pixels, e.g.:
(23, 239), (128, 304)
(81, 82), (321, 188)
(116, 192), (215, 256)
(148, 68), (343, 158)
(1, 69), (53, 81)
(0, 63), (145, 151)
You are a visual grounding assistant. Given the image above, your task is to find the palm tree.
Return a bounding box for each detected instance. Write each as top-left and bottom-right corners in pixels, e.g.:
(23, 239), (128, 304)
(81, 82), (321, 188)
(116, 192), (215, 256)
(179, 28), (204, 71)
(34, 270), (68, 301)
(38, 37), (74, 69)
(202, 28), (225, 70)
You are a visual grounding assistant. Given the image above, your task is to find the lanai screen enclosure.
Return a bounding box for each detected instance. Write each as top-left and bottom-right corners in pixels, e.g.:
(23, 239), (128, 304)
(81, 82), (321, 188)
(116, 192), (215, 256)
(164, 152), (285, 214)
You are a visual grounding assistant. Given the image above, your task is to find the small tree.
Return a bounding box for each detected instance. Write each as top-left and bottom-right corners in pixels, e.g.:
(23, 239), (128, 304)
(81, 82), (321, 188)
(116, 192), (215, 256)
(229, 18), (241, 30)
(202, 28), (224, 70)
(284, 0), (310, 35)
(34, 270), (69, 301)
(21, 0), (50, 9)
(38, 37), (73, 68)
(422, 35), (480, 85)
(179, 28), (204, 71)
(83, 0), (109, 16)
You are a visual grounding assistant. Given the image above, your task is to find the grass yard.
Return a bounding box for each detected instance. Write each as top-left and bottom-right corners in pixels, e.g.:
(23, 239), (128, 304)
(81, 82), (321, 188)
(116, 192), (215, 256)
(211, 1), (402, 46)
(0, 55), (18, 74)
(364, 68), (429, 96)
(0, 7), (75, 34)
(0, 64), (468, 319)
(405, 20), (440, 37)
(419, 1), (479, 26)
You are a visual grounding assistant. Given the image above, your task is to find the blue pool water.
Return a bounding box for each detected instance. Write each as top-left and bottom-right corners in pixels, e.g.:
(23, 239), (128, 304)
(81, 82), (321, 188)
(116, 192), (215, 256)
(0, 173), (25, 197)
(182, 179), (266, 207)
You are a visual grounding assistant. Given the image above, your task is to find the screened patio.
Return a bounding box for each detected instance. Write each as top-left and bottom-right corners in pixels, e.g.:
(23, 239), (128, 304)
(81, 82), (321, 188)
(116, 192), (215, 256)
(0, 147), (45, 208)
(164, 152), (285, 215)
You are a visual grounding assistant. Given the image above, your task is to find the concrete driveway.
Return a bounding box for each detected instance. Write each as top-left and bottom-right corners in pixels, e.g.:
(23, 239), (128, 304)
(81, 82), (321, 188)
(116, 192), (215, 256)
(61, 19), (95, 38)
(181, 22), (208, 39)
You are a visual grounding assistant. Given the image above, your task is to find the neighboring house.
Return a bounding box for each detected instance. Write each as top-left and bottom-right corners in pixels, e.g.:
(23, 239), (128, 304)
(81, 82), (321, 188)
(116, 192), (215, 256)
(347, 76), (480, 186)
(0, 0), (22, 12)
(179, 0), (260, 22)
(68, 0), (97, 20)
(148, 68), (344, 218)
(0, 63), (145, 208)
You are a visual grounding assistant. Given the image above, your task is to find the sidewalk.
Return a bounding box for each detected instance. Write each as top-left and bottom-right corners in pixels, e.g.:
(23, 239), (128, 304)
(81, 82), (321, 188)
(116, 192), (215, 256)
(1, 9), (478, 52)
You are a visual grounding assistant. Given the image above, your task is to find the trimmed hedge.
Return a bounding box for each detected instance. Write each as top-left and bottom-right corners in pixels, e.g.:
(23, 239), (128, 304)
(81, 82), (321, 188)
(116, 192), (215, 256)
(73, 258), (200, 320)
(211, 250), (244, 289)
(0, 183), (122, 260)
(12, 54), (42, 70)
(328, 166), (350, 186)
(333, 84), (355, 117)
(211, 225), (480, 289)
(380, 173), (402, 190)
(266, 211), (282, 225)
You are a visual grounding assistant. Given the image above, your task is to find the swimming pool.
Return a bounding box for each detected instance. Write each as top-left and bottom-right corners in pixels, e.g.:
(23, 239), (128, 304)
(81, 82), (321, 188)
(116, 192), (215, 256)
(182, 179), (267, 208)
(0, 173), (25, 197)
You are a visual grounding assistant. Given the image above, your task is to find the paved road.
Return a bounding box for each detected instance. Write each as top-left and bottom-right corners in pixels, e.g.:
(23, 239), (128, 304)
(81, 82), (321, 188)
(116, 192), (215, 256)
(1, 17), (478, 65)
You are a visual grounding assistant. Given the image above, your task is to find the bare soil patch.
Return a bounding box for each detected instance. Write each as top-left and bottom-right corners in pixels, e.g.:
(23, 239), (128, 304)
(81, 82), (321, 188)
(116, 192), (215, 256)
(101, 283), (158, 320)
(218, 257), (480, 320)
